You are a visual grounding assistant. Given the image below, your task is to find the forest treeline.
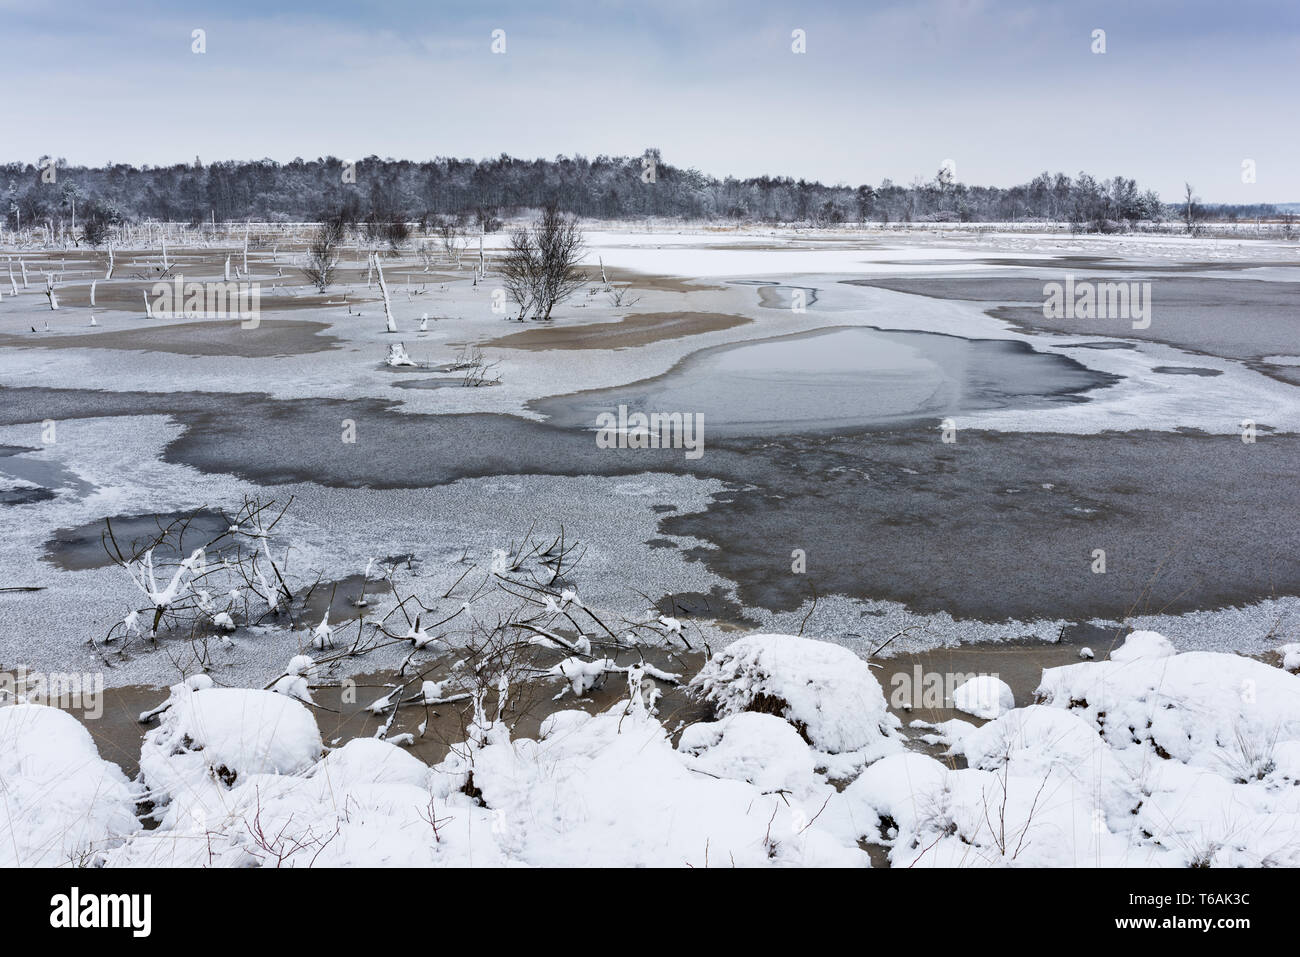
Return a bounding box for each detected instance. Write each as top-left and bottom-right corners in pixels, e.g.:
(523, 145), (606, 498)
(1, 151), (1282, 233)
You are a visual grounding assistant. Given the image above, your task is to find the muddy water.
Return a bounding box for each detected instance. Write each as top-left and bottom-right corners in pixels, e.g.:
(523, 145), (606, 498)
(0, 319), (341, 358)
(874, 630), (1113, 758)
(56, 646), (710, 779)
(55, 633), (1099, 784)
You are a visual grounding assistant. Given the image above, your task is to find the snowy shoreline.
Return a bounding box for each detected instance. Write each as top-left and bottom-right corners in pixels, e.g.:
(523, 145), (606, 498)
(5, 630), (1299, 867)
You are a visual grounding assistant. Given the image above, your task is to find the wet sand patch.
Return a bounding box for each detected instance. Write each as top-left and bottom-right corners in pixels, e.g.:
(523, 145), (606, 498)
(484, 311), (751, 351)
(0, 318), (342, 358)
(601, 266), (726, 294)
(391, 376), (501, 390)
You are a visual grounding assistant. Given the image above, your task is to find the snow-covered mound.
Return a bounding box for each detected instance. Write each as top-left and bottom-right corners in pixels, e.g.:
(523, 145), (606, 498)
(690, 634), (902, 756)
(845, 634), (1300, 867)
(957, 704), (1138, 821)
(1035, 639), (1300, 768)
(1107, 629), (1176, 663)
(841, 748), (1147, 867)
(114, 736), (441, 867)
(951, 675), (1015, 719)
(0, 704), (139, 866)
(138, 686), (323, 818)
(677, 712), (821, 796)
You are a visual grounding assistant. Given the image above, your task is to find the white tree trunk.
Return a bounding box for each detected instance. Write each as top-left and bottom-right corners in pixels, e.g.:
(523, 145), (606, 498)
(376, 256), (396, 333)
(90, 279), (97, 307)
(143, 289), (153, 317)
(105, 245), (114, 280)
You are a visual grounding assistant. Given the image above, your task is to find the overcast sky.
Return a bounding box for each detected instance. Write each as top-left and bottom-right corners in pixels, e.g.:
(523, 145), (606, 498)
(3, 0), (1297, 202)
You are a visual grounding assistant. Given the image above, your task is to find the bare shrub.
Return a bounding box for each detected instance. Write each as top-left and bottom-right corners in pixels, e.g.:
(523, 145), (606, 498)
(302, 220), (343, 292)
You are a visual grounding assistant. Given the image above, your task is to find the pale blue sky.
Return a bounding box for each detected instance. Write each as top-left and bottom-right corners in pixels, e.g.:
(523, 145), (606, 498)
(2, 0), (1297, 201)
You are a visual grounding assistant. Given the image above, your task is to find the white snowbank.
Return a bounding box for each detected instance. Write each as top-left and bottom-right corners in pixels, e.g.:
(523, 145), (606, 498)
(113, 693), (869, 868)
(0, 704), (139, 866)
(47, 628), (1300, 868)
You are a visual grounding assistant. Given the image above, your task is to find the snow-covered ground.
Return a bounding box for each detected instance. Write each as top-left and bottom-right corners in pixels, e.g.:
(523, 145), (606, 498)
(5, 631), (1298, 868)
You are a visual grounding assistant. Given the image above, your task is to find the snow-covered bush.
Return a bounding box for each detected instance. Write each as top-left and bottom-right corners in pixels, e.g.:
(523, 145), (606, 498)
(138, 686), (322, 818)
(840, 750), (1144, 867)
(690, 633), (902, 756)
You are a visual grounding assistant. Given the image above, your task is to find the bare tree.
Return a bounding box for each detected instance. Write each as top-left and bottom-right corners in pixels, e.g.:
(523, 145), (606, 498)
(501, 204), (587, 321)
(500, 226), (541, 321)
(303, 220), (343, 292)
(436, 219), (467, 266)
(1183, 182), (1202, 236)
(535, 204), (587, 320)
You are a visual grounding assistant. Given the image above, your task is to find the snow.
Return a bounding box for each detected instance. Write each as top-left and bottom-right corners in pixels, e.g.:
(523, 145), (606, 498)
(1108, 629), (1177, 662)
(1035, 646), (1300, 768)
(839, 633), (1300, 866)
(8, 626), (1298, 868)
(950, 674), (1015, 719)
(111, 690), (869, 867)
(677, 712), (820, 796)
(0, 704), (139, 866)
(690, 633), (903, 756)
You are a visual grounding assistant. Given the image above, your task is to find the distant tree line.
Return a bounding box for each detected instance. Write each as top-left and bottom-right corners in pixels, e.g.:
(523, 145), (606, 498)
(1, 152), (1282, 233)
